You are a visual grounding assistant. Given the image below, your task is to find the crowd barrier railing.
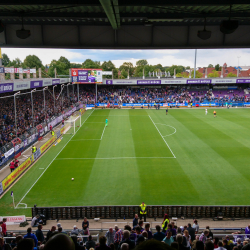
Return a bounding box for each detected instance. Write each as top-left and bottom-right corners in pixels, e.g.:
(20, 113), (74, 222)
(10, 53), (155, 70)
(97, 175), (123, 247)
(31, 205), (250, 220)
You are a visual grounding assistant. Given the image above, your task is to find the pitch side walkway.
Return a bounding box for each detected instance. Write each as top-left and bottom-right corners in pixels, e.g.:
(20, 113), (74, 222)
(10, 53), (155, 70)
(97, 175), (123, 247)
(0, 124), (63, 182)
(5, 217), (250, 234)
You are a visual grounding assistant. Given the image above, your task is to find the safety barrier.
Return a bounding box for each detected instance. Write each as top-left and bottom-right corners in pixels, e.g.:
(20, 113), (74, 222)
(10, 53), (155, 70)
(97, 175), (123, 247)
(32, 205), (250, 220)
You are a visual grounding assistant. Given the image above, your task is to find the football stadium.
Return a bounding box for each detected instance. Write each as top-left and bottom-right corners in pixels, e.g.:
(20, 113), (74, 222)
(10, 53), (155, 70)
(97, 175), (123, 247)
(3, 107), (250, 213)
(1, 1), (250, 249)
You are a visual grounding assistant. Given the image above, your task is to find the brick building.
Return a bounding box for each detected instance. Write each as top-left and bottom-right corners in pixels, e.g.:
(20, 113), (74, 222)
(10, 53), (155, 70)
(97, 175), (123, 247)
(197, 63), (250, 77)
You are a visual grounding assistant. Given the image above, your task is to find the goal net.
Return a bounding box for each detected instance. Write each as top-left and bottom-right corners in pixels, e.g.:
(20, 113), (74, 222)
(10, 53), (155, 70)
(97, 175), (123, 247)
(64, 115), (81, 135)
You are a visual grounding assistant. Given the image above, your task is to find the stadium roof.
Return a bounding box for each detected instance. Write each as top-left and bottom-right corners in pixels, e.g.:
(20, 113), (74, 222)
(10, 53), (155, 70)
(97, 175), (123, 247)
(0, 0), (250, 49)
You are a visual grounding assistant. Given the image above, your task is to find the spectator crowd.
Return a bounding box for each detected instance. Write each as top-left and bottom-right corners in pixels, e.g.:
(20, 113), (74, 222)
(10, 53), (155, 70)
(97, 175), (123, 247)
(2, 215), (250, 250)
(0, 84), (249, 149)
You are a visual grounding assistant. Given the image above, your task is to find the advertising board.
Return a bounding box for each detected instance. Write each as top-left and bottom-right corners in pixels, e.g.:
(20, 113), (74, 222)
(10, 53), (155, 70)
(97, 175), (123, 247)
(71, 68), (102, 84)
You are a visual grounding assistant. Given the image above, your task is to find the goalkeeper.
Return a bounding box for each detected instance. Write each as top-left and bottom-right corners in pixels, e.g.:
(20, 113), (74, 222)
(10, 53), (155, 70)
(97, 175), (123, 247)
(105, 118), (108, 127)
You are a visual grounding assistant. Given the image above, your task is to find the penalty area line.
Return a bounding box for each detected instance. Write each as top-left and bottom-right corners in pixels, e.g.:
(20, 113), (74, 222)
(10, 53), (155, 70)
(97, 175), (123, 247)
(71, 139), (100, 141)
(148, 115), (176, 158)
(56, 157), (175, 160)
(15, 110), (94, 208)
(100, 125), (106, 140)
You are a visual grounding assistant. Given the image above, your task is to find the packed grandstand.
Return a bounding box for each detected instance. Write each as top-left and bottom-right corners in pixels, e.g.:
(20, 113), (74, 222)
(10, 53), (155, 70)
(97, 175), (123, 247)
(1, 216), (250, 250)
(0, 84), (249, 151)
(1, 77), (250, 250)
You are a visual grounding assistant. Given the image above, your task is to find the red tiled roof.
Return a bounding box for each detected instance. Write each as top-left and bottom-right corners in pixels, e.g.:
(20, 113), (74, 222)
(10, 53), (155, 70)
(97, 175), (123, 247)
(197, 67), (250, 78)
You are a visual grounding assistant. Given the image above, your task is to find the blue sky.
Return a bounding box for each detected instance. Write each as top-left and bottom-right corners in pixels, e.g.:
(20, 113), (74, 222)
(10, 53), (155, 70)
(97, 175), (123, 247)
(2, 48), (250, 68)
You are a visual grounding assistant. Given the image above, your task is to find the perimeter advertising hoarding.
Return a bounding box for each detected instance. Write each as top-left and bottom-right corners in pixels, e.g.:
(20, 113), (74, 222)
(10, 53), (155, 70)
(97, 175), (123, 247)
(187, 79), (211, 84)
(236, 79), (250, 83)
(30, 80), (43, 88)
(0, 83), (14, 93)
(52, 79), (60, 85)
(14, 80), (30, 91)
(1, 157), (32, 192)
(71, 68), (102, 84)
(42, 79), (52, 86)
(137, 80), (161, 85)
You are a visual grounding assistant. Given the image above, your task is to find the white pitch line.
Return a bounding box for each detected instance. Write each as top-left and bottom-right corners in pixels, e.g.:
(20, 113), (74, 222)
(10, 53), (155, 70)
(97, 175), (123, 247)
(56, 157), (175, 160)
(100, 125), (106, 140)
(16, 110), (94, 208)
(91, 115), (148, 116)
(71, 139), (100, 141)
(85, 122), (104, 123)
(148, 115), (176, 158)
(155, 123), (177, 137)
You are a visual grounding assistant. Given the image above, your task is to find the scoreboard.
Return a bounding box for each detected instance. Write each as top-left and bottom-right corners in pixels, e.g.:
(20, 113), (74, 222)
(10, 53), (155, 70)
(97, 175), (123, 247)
(71, 68), (102, 84)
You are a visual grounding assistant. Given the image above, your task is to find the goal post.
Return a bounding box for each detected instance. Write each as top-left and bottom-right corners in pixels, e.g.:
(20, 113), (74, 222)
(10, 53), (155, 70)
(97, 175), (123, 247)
(64, 115), (81, 134)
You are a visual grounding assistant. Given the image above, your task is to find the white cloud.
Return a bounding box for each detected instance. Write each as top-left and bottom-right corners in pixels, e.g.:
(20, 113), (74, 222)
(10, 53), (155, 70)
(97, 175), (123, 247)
(111, 55), (193, 68)
(153, 49), (181, 54)
(1, 48), (83, 65)
(111, 49), (250, 68)
(1, 48), (250, 69)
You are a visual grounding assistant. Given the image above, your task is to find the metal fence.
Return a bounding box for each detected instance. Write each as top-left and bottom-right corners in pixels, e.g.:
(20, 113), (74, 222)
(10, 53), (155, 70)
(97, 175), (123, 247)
(32, 205), (250, 220)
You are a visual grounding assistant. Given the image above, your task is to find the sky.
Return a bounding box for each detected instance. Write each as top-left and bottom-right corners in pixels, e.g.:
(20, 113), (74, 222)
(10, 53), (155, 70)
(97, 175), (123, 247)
(2, 48), (250, 68)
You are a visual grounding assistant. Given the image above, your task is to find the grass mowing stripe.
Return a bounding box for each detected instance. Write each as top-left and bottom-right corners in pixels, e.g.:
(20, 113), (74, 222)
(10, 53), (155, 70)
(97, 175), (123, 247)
(56, 157), (174, 160)
(16, 110), (94, 208)
(4, 108), (250, 211)
(82, 110), (141, 205)
(148, 115), (176, 158)
(170, 109), (250, 204)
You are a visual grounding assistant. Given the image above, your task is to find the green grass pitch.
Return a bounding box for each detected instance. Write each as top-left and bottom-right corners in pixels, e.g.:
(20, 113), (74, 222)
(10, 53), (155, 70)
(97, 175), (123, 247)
(1, 108), (250, 216)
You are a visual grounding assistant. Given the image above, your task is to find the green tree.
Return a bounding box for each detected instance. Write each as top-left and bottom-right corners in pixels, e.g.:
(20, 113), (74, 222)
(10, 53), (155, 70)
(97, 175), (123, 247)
(2, 53), (10, 66)
(208, 70), (219, 78)
(154, 64), (164, 72)
(101, 60), (116, 79)
(208, 64), (214, 68)
(145, 65), (157, 76)
(186, 66), (190, 69)
(136, 59), (148, 66)
(23, 55), (43, 70)
(167, 65), (185, 76)
(48, 59), (70, 77)
(58, 56), (70, 68)
(226, 72), (237, 77)
(134, 65), (144, 77)
(70, 63), (82, 68)
(119, 62), (134, 76)
(82, 59), (101, 69)
(191, 70), (203, 78)
(112, 68), (118, 79)
(120, 68), (128, 78)
(176, 72), (189, 78)
(215, 64), (221, 71)
(9, 58), (22, 68)
(176, 71), (202, 78)
(101, 60), (116, 71)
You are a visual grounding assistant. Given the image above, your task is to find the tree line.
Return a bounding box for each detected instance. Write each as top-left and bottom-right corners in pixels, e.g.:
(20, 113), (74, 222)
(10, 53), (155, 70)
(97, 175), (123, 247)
(1, 53), (236, 79)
